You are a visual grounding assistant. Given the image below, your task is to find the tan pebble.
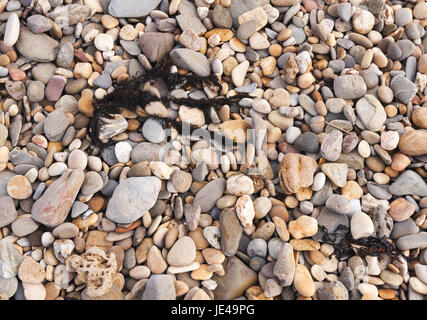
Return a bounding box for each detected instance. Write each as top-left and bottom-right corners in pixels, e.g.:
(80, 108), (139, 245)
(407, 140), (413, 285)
(412, 107), (427, 129)
(202, 248), (225, 265)
(260, 56), (276, 76)
(294, 264), (315, 297)
(72, 213), (98, 231)
(238, 7), (268, 31)
(378, 288), (396, 300)
(0, 146), (9, 172)
(18, 256), (45, 284)
(269, 205), (289, 222)
(44, 248), (59, 266)
(175, 280), (189, 297)
(22, 282), (46, 300)
(111, 66), (127, 79)
(146, 246), (167, 274)
(290, 239), (320, 251)
(358, 283), (378, 296)
(272, 216), (289, 242)
(191, 264), (213, 280)
(191, 288), (211, 300)
(119, 24), (137, 41)
(389, 198), (415, 222)
(288, 216), (318, 239)
(204, 28), (233, 42)
(409, 277), (427, 295)
(135, 238), (153, 265)
(309, 250), (326, 265)
(44, 282), (60, 300)
(7, 175), (32, 200)
(74, 62), (93, 79)
(78, 89), (94, 117)
(297, 72), (315, 89)
(101, 15), (119, 29)
(341, 180), (363, 200)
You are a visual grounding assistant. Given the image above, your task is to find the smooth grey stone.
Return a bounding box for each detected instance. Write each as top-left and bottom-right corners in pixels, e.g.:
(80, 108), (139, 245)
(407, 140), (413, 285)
(141, 275), (176, 300)
(366, 182), (392, 200)
(396, 232), (427, 250)
(390, 219), (419, 240)
(9, 149), (44, 168)
(93, 72), (112, 89)
(193, 178), (226, 213)
(389, 170), (427, 197)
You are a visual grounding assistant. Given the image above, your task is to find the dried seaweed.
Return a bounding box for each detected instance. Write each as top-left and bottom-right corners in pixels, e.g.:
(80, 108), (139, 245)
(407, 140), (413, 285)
(89, 56), (250, 150)
(319, 225), (401, 260)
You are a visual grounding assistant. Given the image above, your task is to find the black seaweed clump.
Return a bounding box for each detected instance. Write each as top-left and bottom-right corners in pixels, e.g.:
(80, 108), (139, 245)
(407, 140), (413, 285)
(89, 56), (250, 150)
(319, 225), (402, 261)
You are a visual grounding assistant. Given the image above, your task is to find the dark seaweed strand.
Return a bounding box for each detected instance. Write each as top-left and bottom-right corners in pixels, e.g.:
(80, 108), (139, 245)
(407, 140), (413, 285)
(319, 225), (402, 261)
(89, 56), (251, 149)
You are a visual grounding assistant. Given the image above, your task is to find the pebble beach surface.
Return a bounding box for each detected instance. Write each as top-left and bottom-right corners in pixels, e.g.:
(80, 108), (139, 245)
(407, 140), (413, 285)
(0, 0), (426, 301)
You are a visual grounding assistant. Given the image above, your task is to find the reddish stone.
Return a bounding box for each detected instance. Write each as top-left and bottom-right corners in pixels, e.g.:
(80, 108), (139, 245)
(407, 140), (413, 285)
(9, 69), (26, 81)
(389, 198), (415, 222)
(45, 75), (66, 101)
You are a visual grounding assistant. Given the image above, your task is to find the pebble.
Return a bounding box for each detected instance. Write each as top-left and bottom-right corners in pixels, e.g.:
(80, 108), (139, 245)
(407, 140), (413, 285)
(389, 170), (427, 197)
(390, 75), (418, 104)
(294, 264), (315, 297)
(18, 257), (45, 284)
(321, 163), (348, 188)
(4, 13), (20, 47)
(220, 209), (242, 257)
(352, 10), (375, 34)
(288, 216), (318, 239)
(141, 274), (176, 300)
(326, 194), (351, 215)
(193, 178), (225, 213)
(167, 236), (196, 267)
(334, 75), (367, 99)
(398, 130), (427, 157)
(32, 169), (85, 228)
(321, 130), (343, 162)
(0, 196), (17, 228)
(280, 153), (317, 193)
(68, 150), (88, 170)
(397, 233), (427, 250)
(170, 48), (211, 77)
(11, 216), (39, 237)
(52, 222), (79, 239)
(7, 175), (32, 200)
(142, 118), (165, 144)
(226, 174), (254, 196)
(106, 177), (161, 224)
(16, 28), (59, 62)
(350, 211), (374, 239)
(27, 15), (52, 34)
(213, 256), (257, 300)
(355, 95), (386, 132)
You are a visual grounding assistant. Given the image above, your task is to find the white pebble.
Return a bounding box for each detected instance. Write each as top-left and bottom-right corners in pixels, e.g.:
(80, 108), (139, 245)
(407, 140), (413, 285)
(94, 33), (114, 51)
(4, 13), (20, 47)
(114, 141), (132, 163)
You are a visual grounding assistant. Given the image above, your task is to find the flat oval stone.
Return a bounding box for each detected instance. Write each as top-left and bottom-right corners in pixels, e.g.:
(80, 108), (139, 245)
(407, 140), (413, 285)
(167, 236), (196, 267)
(355, 95), (386, 132)
(193, 178), (226, 213)
(220, 209), (242, 257)
(334, 75), (367, 99)
(31, 169), (85, 228)
(11, 216), (39, 237)
(321, 130), (343, 161)
(105, 177), (161, 224)
(396, 232), (427, 250)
